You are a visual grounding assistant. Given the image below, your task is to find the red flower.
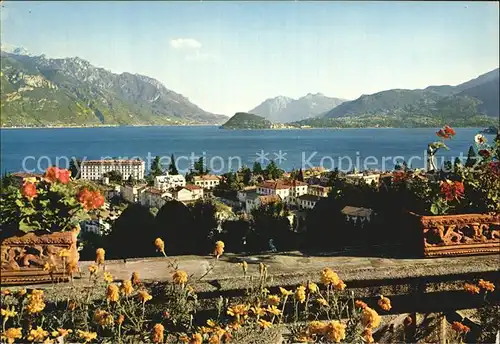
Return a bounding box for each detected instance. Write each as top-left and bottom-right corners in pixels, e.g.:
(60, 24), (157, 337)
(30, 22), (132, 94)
(44, 167), (71, 184)
(392, 171), (407, 183)
(489, 162), (500, 176)
(21, 182), (37, 201)
(478, 149), (491, 158)
(78, 188), (105, 210)
(443, 125), (456, 137)
(436, 125), (455, 139)
(440, 180), (464, 201)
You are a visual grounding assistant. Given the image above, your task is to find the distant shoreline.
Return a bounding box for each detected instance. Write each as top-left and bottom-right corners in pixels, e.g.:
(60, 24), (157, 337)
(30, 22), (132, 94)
(0, 123), (220, 130)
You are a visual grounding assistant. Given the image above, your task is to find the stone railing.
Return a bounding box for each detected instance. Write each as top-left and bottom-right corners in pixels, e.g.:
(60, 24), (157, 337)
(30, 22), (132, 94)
(3, 252), (499, 343)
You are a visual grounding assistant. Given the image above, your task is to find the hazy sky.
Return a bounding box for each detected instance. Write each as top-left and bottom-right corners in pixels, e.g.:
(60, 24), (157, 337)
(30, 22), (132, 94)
(1, 1), (499, 116)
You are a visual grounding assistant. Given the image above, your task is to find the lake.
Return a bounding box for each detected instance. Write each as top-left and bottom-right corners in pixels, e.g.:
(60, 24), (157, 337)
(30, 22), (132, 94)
(0, 126), (491, 175)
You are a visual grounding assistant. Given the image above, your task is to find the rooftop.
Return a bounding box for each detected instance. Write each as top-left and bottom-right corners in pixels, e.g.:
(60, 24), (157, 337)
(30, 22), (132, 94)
(184, 184), (203, 191)
(258, 194), (282, 204)
(342, 205), (374, 217)
(82, 159), (144, 166)
(11, 171), (43, 178)
(297, 194), (321, 202)
(193, 175), (220, 181)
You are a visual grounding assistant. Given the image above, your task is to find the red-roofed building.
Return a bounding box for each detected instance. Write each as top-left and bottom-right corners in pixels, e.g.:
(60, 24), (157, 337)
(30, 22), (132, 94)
(193, 175), (220, 189)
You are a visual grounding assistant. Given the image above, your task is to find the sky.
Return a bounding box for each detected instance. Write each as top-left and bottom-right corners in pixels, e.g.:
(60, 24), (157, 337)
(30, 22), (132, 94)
(1, 1), (499, 116)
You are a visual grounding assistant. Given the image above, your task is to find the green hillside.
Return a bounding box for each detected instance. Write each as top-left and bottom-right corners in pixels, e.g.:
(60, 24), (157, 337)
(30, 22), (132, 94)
(221, 112), (273, 129)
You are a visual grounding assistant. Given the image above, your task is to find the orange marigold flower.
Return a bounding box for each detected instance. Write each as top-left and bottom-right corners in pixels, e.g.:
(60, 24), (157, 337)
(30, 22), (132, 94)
(121, 280), (134, 296)
(131, 271), (141, 286)
(464, 283), (480, 294)
(173, 270), (188, 286)
(103, 272), (113, 284)
(279, 287), (293, 296)
(95, 248), (105, 265)
(190, 333), (203, 344)
(138, 290), (153, 303)
(325, 320), (346, 343)
(21, 182), (37, 201)
(257, 319), (272, 329)
(267, 305), (281, 316)
(451, 321), (470, 334)
(26, 289), (46, 314)
(361, 307), (381, 329)
(355, 300), (368, 309)
(378, 295), (392, 311)
(295, 285), (306, 303)
(214, 240), (225, 258)
(308, 321), (327, 335)
(154, 238), (165, 254)
(116, 315), (125, 325)
(362, 328), (374, 343)
(94, 309), (114, 327)
(152, 324), (165, 343)
(316, 298), (329, 307)
(88, 264), (98, 275)
(1, 328), (22, 344)
(308, 282), (318, 294)
(478, 279), (495, 292)
(77, 330), (97, 343)
(334, 280), (347, 291)
(267, 294), (280, 306)
(320, 268), (339, 286)
(106, 284), (120, 303)
(51, 328), (72, 338)
(27, 326), (49, 342)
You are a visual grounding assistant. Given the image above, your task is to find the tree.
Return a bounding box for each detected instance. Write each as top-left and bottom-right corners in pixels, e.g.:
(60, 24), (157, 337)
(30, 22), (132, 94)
(240, 166), (253, 186)
(150, 156), (163, 177)
(465, 145), (477, 168)
(194, 157), (209, 176)
(252, 161), (263, 175)
(168, 154), (179, 175)
(103, 170), (123, 183)
(265, 160), (284, 180)
(106, 204), (157, 259)
(297, 168), (305, 182)
(155, 200), (196, 255)
(127, 175), (136, 186)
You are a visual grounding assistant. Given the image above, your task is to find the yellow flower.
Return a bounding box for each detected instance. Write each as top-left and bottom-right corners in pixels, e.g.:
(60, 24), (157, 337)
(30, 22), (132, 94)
(190, 333), (203, 344)
(250, 305), (266, 316)
(206, 319), (217, 327)
(117, 315), (125, 325)
(257, 319), (273, 329)
(51, 329), (72, 338)
(316, 298), (329, 307)
(173, 270), (188, 286)
(1, 328), (22, 344)
(294, 334), (313, 343)
(103, 272), (113, 283)
(94, 309), (114, 327)
(279, 287), (293, 296)
(17, 288), (27, 297)
(154, 238), (165, 254)
(478, 279), (495, 292)
(334, 280), (347, 291)
(26, 289), (46, 314)
(58, 248), (70, 257)
(295, 285), (306, 303)
(240, 261), (248, 274)
(320, 268), (339, 286)
(325, 320), (346, 343)
(227, 304), (249, 321)
(308, 282), (318, 293)
(27, 326), (49, 342)
(152, 323), (165, 343)
(186, 285), (195, 294)
(362, 328), (374, 343)
(77, 330), (97, 343)
(131, 271), (141, 286)
(308, 321), (327, 335)
(138, 290), (153, 303)
(88, 264), (98, 275)
(214, 240), (225, 258)
(464, 283), (480, 294)
(95, 248), (105, 265)
(120, 280), (134, 296)
(361, 307), (381, 329)
(106, 283), (120, 303)
(1, 289), (10, 296)
(1, 307), (17, 319)
(266, 305), (281, 316)
(267, 294), (280, 306)
(378, 295), (392, 311)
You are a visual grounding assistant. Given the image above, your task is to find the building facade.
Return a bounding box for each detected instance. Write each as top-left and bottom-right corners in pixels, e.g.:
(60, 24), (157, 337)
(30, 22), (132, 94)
(308, 185), (331, 198)
(154, 174), (186, 191)
(80, 160), (145, 181)
(193, 175), (220, 189)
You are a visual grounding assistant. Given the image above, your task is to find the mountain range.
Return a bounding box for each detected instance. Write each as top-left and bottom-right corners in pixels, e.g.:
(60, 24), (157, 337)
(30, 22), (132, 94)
(248, 93), (347, 123)
(0, 48), (227, 127)
(297, 68), (499, 128)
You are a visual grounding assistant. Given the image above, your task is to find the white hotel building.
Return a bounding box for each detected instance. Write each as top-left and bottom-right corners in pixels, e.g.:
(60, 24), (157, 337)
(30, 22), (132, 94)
(80, 160), (145, 181)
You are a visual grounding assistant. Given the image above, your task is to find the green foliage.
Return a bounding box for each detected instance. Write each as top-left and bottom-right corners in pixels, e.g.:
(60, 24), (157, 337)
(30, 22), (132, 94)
(252, 162), (263, 175)
(103, 170), (123, 183)
(193, 157), (209, 176)
(264, 160), (284, 180)
(150, 156), (164, 177)
(168, 154), (179, 175)
(221, 112), (273, 129)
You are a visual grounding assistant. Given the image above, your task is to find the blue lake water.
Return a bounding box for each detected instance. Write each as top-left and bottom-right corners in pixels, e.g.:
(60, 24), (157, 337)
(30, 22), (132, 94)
(0, 126), (492, 174)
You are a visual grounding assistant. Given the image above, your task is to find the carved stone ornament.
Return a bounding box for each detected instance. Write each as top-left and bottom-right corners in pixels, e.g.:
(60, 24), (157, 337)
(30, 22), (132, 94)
(1, 230), (80, 285)
(410, 212), (500, 257)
